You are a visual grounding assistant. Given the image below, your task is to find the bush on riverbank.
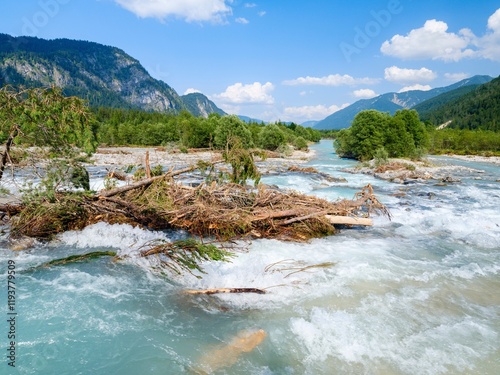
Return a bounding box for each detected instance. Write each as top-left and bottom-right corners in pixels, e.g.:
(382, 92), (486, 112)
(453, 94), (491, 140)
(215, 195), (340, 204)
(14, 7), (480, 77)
(334, 109), (429, 161)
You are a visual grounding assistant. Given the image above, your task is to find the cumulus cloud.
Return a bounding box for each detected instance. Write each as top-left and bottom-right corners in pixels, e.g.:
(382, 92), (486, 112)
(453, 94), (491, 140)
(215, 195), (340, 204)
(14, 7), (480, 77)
(213, 82), (275, 104)
(114, 0), (232, 23)
(244, 3), (257, 7)
(380, 19), (475, 61)
(352, 89), (377, 99)
(381, 8), (500, 62)
(477, 8), (500, 61)
(398, 84), (432, 93)
(283, 74), (378, 86)
(284, 103), (349, 121)
(258, 11), (266, 17)
(184, 88), (201, 95)
(384, 66), (437, 84)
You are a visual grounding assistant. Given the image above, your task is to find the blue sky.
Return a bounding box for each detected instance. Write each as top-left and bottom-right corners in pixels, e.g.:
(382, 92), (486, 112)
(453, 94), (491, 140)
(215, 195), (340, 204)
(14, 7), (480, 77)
(1, 0), (499, 123)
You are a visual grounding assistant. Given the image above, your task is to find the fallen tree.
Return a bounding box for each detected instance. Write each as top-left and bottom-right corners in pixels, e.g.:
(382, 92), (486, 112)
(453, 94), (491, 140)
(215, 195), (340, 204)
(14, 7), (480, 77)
(1, 155), (390, 275)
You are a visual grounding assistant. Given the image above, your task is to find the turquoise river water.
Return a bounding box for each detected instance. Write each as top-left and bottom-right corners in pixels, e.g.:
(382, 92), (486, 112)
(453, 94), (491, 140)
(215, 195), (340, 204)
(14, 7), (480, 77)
(0, 140), (499, 374)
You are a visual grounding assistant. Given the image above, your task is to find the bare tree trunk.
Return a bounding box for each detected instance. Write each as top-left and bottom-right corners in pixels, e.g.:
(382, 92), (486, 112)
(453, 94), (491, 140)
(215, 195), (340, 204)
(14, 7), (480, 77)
(184, 288), (266, 295)
(145, 150), (151, 179)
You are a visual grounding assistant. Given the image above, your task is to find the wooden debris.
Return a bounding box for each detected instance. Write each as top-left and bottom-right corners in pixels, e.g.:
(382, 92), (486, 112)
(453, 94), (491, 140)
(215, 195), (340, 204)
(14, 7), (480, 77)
(191, 329), (267, 374)
(145, 150), (151, 178)
(3, 158), (390, 243)
(324, 215), (373, 226)
(184, 288), (266, 295)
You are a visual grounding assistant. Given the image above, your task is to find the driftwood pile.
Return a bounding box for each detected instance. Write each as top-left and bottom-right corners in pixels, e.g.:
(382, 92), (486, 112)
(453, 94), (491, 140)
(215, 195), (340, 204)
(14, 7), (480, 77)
(0, 158), (393, 279)
(0, 162), (388, 241)
(1, 161), (389, 241)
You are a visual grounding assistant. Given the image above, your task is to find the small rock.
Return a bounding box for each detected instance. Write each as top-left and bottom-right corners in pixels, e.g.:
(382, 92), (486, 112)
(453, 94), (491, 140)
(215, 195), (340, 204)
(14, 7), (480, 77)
(441, 176), (461, 183)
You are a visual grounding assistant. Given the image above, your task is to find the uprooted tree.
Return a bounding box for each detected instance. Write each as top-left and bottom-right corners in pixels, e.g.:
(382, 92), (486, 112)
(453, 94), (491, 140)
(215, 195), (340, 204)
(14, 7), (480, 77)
(0, 86), (98, 193)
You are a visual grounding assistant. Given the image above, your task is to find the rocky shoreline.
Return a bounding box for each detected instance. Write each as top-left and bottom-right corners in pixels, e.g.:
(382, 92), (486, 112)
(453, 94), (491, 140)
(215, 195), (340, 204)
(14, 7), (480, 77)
(341, 157), (495, 185)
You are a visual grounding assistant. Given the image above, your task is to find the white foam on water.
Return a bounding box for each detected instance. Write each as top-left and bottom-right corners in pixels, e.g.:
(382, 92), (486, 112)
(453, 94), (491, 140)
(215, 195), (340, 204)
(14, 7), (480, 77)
(57, 222), (171, 256)
(289, 303), (497, 375)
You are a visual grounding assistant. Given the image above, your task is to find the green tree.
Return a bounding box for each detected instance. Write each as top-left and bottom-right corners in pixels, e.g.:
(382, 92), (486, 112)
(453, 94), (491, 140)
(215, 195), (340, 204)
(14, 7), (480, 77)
(258, 124), (286, 151)
(213, 115), (253, 149)
(384, 116), (415, 157)
(336, 110), (389, 160)
(394, 109), (429, 150)
(0, 86), (97, 187)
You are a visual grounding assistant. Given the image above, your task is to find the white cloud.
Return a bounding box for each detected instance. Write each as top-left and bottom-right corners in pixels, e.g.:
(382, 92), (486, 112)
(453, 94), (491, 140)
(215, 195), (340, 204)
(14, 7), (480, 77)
(381, 19), (475, 61)
(398, 84), (432, 93)
(235, 17), (249, 24)
(381, 8), (500, 62)
(352, 89), (377, 99)
(213, 82), (275, 104)
(476, 8), (500, 61)
(184, 88), (201, 95)
(283, 74), (378, 86)
(444, 72), (470, 81)
(384, 66), (437, 84)
(114, 0), (232, 23)
(258, 11), (266, 17)
(284, 103), (349, 121)
(244, 3), (257, 8)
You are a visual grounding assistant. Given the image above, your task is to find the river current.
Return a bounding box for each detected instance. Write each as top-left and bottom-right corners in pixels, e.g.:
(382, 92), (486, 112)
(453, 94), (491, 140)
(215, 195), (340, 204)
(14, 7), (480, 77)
(1, 140), (499, 374)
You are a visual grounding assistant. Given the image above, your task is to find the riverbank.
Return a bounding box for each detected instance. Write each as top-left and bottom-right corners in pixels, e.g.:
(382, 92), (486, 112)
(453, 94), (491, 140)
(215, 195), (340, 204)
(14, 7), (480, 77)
(341, 156), (497, 184)
(88, 146), (316, 174)
(446, 154), (500, 165)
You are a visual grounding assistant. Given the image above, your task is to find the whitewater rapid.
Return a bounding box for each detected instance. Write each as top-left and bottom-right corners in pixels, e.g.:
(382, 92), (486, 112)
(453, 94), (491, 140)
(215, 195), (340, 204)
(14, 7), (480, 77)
(1, 140), (499, 374)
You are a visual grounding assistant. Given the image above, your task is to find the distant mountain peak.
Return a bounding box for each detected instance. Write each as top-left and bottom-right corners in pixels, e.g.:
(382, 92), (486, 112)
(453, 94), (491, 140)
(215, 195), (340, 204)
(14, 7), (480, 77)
(0, 33), (225, 117)
(181, 92), (226, 117)
(314, 75), (494, 130)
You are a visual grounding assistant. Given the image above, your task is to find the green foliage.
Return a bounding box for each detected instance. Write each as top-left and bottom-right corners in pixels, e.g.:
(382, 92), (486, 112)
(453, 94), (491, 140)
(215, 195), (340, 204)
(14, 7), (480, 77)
(214, 115), (253, 149)
(94, 107), (322, 151)
(223, 140), (261, 186)
(150, 165), (164, 177)
(374, 147), (389, 167)
(416, 75), (500, 131)
(293, 136), (309, 150)
(180, 112), (217, 148)
(427, 128), (500, 154)
(0, 86), (96, 198)
(335, 110), (389, 160)
(258, 124), (286, 150)
(143, 238), (233, 277)
(0, 86), (98, 154)
(35, 251), (117, 268)
(334, 109), (428, 161)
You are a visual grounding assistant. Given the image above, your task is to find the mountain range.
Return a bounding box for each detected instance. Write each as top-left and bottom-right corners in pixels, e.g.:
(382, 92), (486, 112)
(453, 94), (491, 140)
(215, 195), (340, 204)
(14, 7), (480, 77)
(0, 33), (225, 118)
(314, 75), (494, 130)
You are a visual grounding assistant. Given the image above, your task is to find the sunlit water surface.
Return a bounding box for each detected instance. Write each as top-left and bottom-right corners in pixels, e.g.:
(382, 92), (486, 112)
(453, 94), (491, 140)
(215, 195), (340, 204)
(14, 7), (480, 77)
(1, 140), (499, 374)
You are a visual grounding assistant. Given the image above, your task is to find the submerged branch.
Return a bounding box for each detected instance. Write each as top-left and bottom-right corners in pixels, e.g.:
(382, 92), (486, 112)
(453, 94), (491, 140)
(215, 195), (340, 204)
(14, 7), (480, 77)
(25, 251), (117, 272)
(184, 288), (266, 295)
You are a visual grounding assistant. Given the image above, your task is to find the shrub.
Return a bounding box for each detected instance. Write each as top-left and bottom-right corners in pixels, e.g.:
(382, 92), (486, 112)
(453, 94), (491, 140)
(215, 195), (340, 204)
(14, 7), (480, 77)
(294, 136), (309, 150)
(213, 115), (253, 149)
(259, 124), (286, 151)
(374, 147), (389, 167)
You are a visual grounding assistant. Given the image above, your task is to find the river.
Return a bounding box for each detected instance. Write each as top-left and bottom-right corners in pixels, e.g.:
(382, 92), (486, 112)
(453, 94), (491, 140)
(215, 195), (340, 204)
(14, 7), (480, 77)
(1, 140), (499, 374)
